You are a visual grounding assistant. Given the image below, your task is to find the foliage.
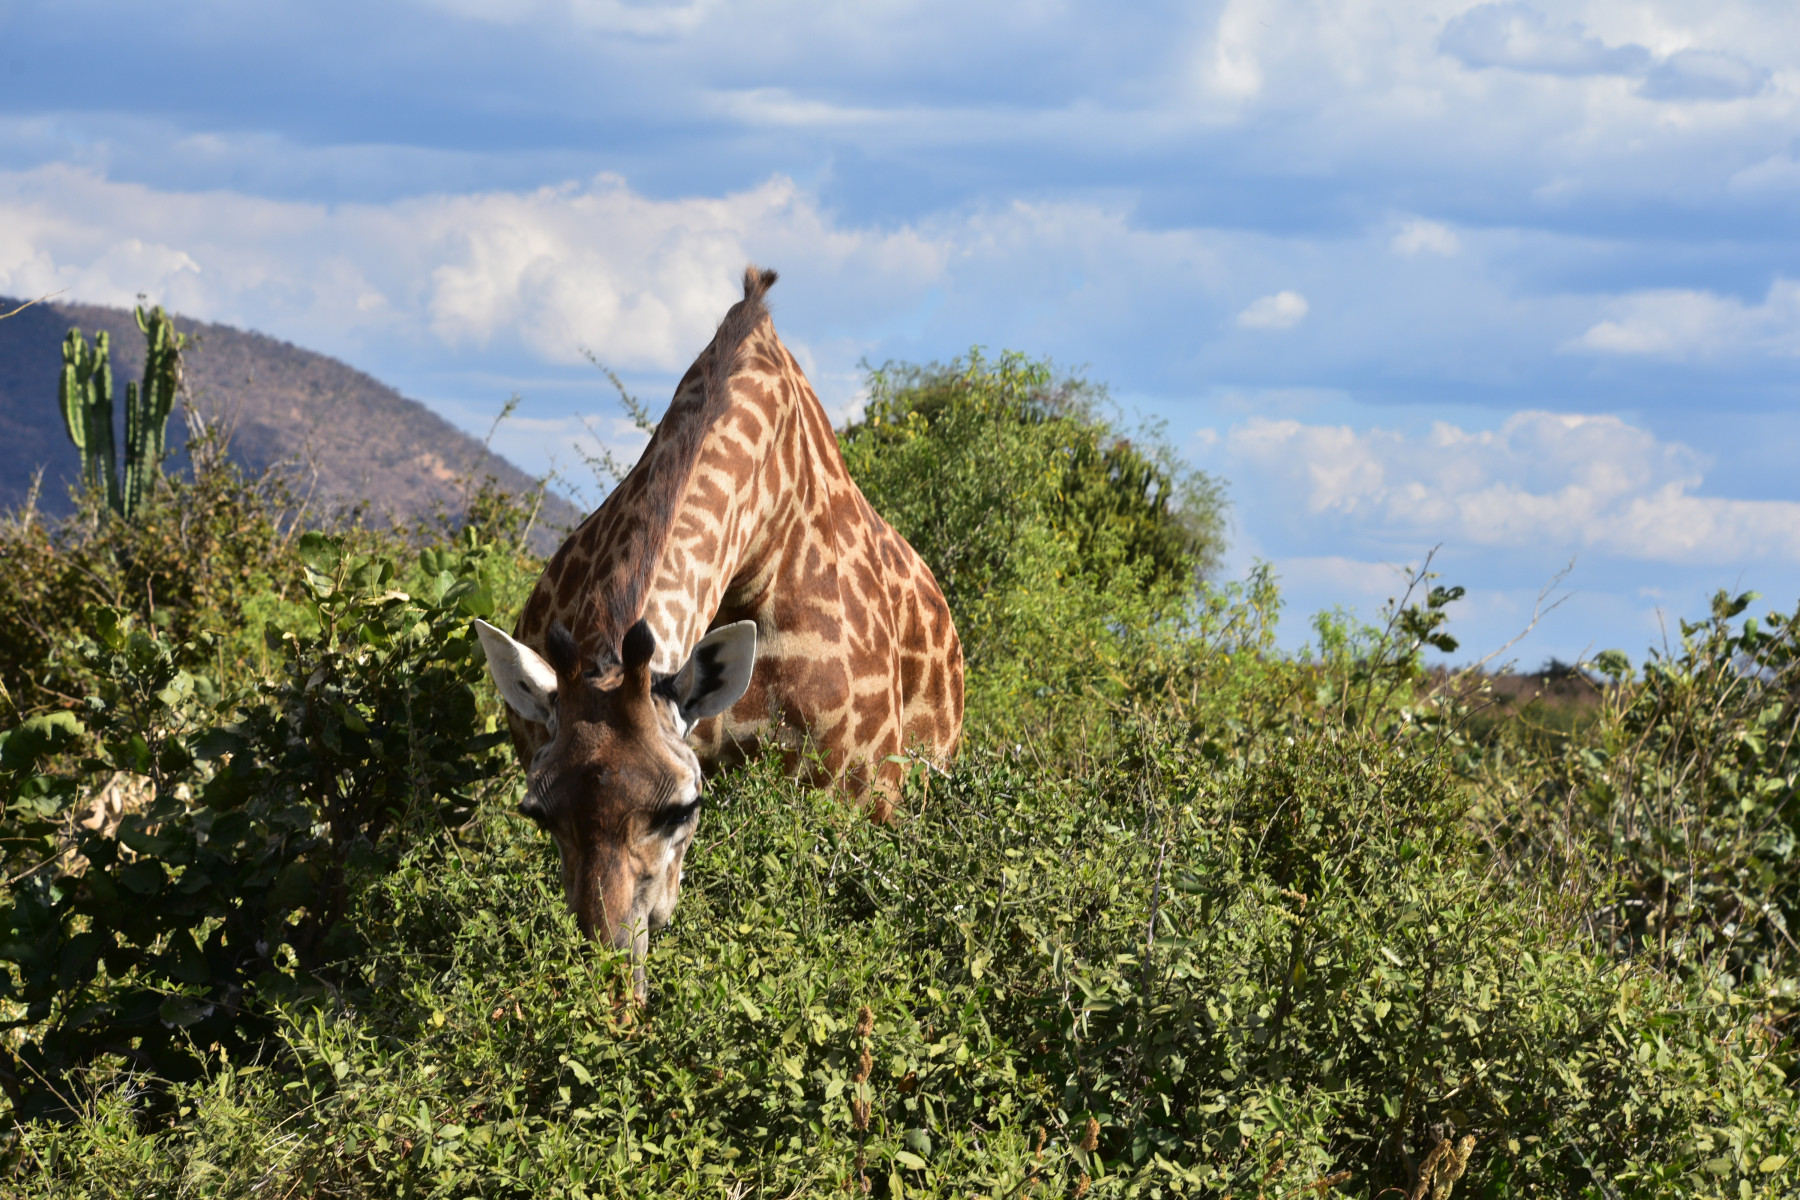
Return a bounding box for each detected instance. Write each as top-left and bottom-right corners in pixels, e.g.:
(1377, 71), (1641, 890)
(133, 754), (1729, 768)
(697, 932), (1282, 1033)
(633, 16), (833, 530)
(0, 531), (513, 1117)
(0, 454), (298, 715)
(1, 347), (1796, 1198)
(1474, 590), (1800, 982)
(839, 351), (1227, 741)
(13, 715), (1798, 1196)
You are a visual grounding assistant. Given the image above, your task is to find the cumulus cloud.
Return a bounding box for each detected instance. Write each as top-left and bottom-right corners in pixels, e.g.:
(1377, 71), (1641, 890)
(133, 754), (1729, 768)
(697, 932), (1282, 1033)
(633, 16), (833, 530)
(1438, 3), (1651, 77)
(1390, 217), (1460, 258)
(415, 0), (733, 38)
(1568, 279), (1800, 360)
(1640, 48), (1771, 102)
(1237, 290), (1308, 330)
(1437, 4), (1768, 101)
(1221, 410), (1800, 566)
(0, 165), (947, 373)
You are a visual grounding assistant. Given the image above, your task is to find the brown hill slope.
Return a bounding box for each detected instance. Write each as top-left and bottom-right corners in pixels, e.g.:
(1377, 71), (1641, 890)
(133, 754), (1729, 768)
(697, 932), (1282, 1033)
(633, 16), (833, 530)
(0, 296), (581, 541)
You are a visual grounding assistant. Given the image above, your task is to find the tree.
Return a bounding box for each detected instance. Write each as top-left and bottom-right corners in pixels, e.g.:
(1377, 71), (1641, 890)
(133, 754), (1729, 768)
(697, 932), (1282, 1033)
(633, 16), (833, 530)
(839, 350), (1227, 737)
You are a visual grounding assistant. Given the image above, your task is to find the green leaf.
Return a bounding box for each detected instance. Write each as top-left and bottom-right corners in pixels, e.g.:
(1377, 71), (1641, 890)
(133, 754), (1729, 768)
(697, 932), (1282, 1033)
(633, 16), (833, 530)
(87, 604), (128, 650)
(297, 530), (344, 574)
(190, 726), (247, 762)
(456, 583), (495, 618)
(268, 859), (313, 913)
(163, 927), (209, 985)
(158, 995), (211, 1028)
(0, 711), (85, 771)
(119, 859), (164, 896)
(1591, 648), (1631, 678)
(894, 1150), (927, 1170)
(116, 819), (171, 858)
(156, 670), (195, 710)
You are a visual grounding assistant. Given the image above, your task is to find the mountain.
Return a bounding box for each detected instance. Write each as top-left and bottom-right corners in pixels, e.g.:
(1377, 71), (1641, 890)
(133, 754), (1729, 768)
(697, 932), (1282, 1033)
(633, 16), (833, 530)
(0, 296), (581, 544)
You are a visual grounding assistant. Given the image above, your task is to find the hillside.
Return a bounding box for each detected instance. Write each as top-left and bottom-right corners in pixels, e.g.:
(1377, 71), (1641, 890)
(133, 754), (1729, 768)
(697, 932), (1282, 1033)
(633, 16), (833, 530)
(0, 296), (581, 540)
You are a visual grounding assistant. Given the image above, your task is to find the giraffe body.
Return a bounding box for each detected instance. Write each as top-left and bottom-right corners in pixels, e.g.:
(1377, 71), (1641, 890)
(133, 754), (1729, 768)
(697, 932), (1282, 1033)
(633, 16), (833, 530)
(510, 269), (963, 794)
(475, 267), (962, 995)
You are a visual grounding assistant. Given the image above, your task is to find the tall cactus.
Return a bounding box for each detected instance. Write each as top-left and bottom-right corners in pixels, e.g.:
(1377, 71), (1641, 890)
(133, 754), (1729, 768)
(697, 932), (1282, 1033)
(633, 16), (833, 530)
(123, 305), (185, 520)
(56, 305), (186, 520)
(59, 328), (122, 512)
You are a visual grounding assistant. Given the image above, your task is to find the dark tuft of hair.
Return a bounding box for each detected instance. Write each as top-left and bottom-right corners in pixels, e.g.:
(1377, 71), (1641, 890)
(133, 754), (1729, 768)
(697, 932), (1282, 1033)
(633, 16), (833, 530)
(742, 265), (777, 303)
(546, 621), (581, 678)
(621, 619), (657, 670)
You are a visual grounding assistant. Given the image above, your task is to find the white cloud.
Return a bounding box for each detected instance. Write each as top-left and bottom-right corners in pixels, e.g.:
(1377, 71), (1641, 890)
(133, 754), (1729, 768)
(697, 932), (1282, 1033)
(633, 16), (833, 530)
(420, 0), (719, 37)
(1569, 279), (1800, 360)
(1390, 217), (1460, 257)
(1730, 152), (1800, 194)
(1439, 3), (1651, 77)
(1436, 4), (1769, 101)
(0, 165), (947, 373)
(1237, 290), (1309, 330)
(1275, 554), (1415, 599)
(1639, 48), (1770, 102)
(1204, 0), (1267, 101)
(1221, 410), (1800, 566)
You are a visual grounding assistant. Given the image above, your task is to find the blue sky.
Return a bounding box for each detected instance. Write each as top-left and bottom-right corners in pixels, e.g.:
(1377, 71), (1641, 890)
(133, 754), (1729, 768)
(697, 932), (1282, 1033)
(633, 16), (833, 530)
(3, 0), (1798, 669)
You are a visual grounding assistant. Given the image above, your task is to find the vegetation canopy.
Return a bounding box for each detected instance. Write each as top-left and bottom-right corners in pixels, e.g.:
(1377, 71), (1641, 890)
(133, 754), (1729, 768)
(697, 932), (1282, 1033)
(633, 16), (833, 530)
(0, 344), (1794, 1198)
(839, 351), (1227, 743)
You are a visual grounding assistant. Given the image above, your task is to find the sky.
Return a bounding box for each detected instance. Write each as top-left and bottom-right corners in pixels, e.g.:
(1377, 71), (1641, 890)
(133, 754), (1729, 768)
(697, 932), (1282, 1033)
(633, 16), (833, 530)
(3, 0), (1798, 670)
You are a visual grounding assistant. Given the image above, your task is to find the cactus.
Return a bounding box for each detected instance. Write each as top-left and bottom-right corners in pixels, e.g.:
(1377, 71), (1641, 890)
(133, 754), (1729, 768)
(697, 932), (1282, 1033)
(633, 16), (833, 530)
(123, 305), (185, 520)
(55, 305), (186, 520)
(58, 328), (122, 512)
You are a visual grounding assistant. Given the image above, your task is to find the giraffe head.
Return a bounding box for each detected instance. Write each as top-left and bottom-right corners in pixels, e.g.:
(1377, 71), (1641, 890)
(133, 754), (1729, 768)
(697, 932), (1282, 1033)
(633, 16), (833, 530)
(472, 616), (757, 998)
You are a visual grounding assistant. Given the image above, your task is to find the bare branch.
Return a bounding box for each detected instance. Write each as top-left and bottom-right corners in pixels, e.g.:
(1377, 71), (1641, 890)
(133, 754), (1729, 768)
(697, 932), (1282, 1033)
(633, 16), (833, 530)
(0, 290), (65, 320)
(1457, 557), (1576, 679)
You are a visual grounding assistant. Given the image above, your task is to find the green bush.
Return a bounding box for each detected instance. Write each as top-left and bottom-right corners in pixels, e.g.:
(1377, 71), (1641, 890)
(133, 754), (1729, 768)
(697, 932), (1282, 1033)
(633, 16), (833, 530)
(4, 350), (1798, 1199)
(15, 717), (1797, 1196)
(0, 456), (296, 715)
(0, 531), (516, 1116)
(1474, 591), (1800, 983)
(839, 352), (1226, 742)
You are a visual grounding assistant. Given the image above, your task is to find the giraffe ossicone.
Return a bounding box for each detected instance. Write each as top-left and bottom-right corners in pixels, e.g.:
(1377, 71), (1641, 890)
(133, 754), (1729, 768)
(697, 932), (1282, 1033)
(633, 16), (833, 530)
(476, 265), (964, 999)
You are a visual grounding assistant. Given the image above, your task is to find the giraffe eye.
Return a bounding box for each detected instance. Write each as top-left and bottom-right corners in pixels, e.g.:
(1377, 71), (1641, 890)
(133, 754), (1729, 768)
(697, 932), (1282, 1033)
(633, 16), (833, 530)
(519, 782), (552, 827)
(650, 797), (702, 836)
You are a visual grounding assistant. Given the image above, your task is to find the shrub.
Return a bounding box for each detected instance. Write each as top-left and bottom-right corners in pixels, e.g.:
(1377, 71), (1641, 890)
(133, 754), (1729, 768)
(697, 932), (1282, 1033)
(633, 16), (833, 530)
(15, 713), (1797, 1195)
(0, 531), (513, 1116)
(5, 348), (1798, 1200)
(1474, 590), (1800, 981)
(0, 454), (298, 716)
(839, 351), (1226, 741)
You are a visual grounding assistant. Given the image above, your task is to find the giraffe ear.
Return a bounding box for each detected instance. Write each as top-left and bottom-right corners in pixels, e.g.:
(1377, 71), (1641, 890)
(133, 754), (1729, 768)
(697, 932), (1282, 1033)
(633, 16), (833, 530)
(666, 621), (757, 733)
(473, 619), (558, 725)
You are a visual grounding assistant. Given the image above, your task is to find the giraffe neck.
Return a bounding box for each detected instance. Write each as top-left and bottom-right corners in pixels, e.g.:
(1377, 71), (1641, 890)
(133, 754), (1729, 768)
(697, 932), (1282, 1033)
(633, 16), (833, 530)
(532, 301), (822, 677)
(634, 320), (823, 670)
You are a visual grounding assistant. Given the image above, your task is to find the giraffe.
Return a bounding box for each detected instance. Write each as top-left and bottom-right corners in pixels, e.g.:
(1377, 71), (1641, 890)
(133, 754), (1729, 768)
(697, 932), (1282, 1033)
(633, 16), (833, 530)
(474, 266), (964, 995)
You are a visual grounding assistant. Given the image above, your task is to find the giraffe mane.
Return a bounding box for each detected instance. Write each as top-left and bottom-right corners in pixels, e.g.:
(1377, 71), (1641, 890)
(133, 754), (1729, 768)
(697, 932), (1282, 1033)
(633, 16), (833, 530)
(600, 265), (777, 656)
